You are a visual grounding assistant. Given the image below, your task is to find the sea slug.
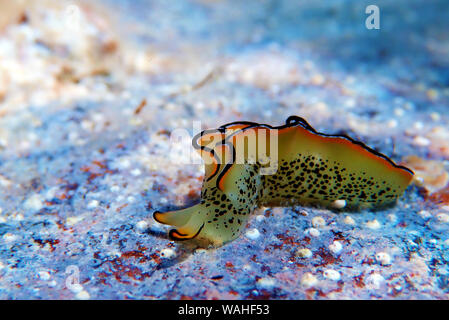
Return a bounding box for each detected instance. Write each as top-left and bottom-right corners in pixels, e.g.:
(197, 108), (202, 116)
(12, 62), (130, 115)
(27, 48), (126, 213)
(154, 116), (414, 245)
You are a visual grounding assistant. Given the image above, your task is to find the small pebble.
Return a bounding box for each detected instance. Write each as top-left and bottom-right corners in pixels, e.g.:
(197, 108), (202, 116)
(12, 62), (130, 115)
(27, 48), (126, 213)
(344, 216), (355, 225)
(418, 210), (431, 219)
(387, 119), (398, 128)
(296, 248), (312, 258)
(436, 213), (449, 223)
(37, 271), (51, 281)
(3, 233), (17, 242)
(76, 290), (90, 300)
(242, 264), (252, 271)
(426, 88), (439, 100)
(257, 277), (276, 289)
(24, 194), (44, 211)
(135, 220), (148, 231)
(366, 219), (381, 230)
(81, 120), (94, 131)
(68, 283), (84, 294)
(366, 273), (385, 289)
(394, 108), (405, 117)
(87, 200), (99, 209)
(387, 214), (397, 222)
(301, 272), (318, 288)
(116, 157), (131, 169)
(375, 252), (392, 266)
(13, 213), (24, 221)
(329, 241), (343, 254)
(297, 209), (308, 216)
(413, 121), (424, 130)
(412, 136), (431, 147)
(323, 269), (341, 281)
(160, 248), (176, 259)
(394, 285), (402, 292)
(430, 112), (441, 121)
(0, 176), (11, 188)
(245, 228), (260, 240)
(438, 267), (448, 275)
(306, 228), (320, 237)
(311, 216), (325, 227)
(66, 216), (84, 226)
(310, 74), (325, 85)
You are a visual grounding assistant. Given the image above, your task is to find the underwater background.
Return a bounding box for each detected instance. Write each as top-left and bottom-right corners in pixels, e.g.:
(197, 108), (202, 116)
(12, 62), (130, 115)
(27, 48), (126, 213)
(0, 0), (448, 299)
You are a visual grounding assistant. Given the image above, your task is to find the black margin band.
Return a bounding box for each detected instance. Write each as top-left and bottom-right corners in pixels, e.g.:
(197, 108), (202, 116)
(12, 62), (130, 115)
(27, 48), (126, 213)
(192, 116), (414, 190)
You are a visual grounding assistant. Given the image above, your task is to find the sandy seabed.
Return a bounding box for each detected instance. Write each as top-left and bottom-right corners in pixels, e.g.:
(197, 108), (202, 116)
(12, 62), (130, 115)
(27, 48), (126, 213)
(0, 0), (448, 299)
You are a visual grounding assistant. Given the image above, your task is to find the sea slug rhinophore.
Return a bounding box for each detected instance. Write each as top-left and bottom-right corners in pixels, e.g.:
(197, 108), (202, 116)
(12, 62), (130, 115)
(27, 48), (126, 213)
(154, 116), (414, 246)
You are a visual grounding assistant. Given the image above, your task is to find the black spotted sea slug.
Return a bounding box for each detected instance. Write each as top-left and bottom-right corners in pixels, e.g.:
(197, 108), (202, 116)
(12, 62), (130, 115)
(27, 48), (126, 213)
(154, 116), (414, 246)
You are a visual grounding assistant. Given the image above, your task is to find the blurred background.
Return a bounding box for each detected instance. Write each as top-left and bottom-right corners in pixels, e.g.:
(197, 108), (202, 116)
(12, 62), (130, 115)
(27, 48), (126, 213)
(0, 0), (448, 300)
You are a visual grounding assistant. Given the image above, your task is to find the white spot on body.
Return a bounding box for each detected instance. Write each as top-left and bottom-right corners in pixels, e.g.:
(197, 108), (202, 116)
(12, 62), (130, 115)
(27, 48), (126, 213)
(331, 199), (346, 209)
